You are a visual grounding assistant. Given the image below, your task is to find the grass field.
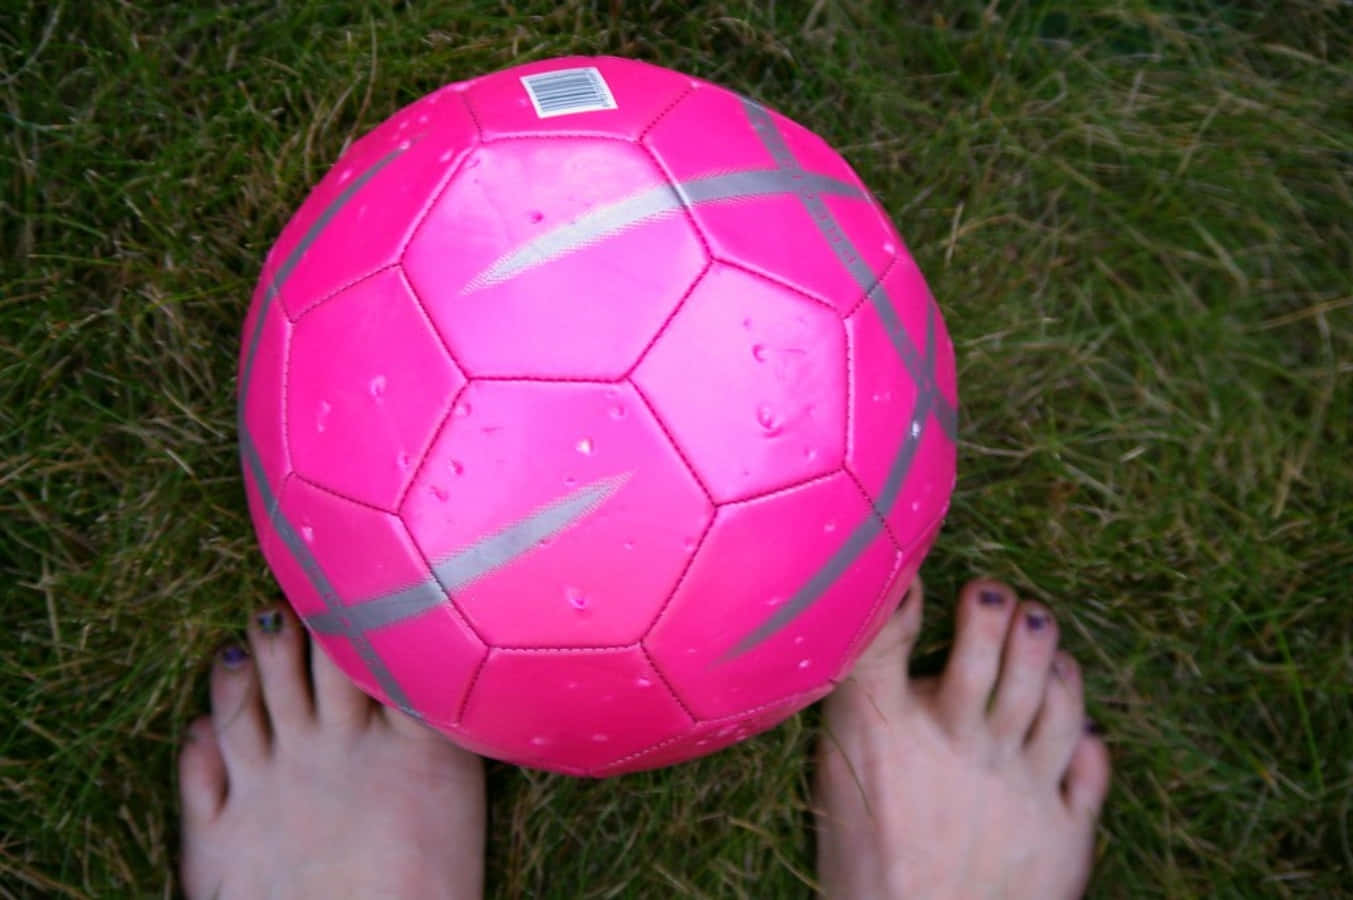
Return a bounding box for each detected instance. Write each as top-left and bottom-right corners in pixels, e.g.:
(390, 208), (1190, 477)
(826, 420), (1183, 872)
(3, 1), (1351, 896)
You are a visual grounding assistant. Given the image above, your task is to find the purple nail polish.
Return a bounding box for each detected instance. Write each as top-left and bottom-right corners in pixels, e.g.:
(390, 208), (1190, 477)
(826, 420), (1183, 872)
(257, 609), (283, 634)
(1025, 611), (1048, 631)
(220, 645), (249, 668)
(979, 589), (1005, 606)
(1085, 719), (1104, 736)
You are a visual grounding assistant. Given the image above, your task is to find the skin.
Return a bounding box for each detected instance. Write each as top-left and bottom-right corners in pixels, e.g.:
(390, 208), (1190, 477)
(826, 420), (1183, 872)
(179, 577), (1108, 899)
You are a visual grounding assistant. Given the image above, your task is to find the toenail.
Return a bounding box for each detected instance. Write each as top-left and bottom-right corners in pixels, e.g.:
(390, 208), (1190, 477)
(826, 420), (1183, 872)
(1085, 719), (1104, 736)
(1051, 658), (1068, 679)
(978, 589), (1005, 606)
(256, 609), (283, 634)
(220, 644), (249, 669)
(1025, 611), (1049, 631)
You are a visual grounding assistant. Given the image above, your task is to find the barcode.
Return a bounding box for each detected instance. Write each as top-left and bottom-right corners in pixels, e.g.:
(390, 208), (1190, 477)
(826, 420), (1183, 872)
(520, 67), (618, 119)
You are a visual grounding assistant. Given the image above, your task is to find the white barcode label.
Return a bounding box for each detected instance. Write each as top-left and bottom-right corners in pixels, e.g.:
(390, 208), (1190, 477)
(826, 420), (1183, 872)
(520, 67), (618, 119)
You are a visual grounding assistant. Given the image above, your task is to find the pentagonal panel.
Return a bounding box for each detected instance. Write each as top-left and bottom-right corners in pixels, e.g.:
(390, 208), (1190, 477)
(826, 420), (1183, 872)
(404, 138), (706, 378)
(594, 683), (832, 777)
(268, 85), (478, 321)
(238, 292), (291, 539)
(631, 264), (846, 503)
(462, 646), (692, 774)
(645, 471), (900, 720)
(288, 267), (465, 512)
(463, 56), (691, 141)
(845, 265), (957, 551)
(399, 380), (713, 648)
(263, 473), (485, 726)
(644, 83), (894, 314)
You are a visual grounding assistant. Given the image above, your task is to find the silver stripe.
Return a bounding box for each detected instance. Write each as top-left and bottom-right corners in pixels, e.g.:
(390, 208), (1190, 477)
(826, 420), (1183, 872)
(306, 577), (448, 636)
(740, 98), (957, 441)
(433, 473), (630, 591)
(722, 100), (957, 660)
(303, 473), (630, 636)
(464, 169), (864, 291)
(237, 146), (417, 714)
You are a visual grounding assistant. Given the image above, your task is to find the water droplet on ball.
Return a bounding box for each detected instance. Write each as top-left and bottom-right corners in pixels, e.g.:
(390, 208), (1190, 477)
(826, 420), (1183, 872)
(755, 404), (782, 435)
(635, 676), (653, 688)
(368, 375), (386, 399)
(798, 658), (811, 670)
(751, 343), (767, 362)
(528, 210), (544, 223)
(300, 525), (315, 543)
(565, 586), (588, 610)
(449, 459), (464, 476)
(575, 437), (594, 456)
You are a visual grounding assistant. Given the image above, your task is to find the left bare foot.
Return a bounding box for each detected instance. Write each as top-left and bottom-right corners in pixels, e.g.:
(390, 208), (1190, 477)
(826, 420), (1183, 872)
(177, 604), (485, 899)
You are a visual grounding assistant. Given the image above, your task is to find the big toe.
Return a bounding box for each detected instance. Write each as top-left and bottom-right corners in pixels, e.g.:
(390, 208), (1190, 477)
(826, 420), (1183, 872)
(827, 574), (923, 722)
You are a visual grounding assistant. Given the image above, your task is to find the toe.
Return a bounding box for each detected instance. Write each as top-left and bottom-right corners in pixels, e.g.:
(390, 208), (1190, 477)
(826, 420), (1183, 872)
(178, 716), (226, 826)
(935, 579), (1017, 741)
(1025, 650), (1085, 784)
(987, 601), (1059, 759)
(1064, 727), (1112, 820)
(310, 636), (374, 730)
(248, 605), (314, 739)
(830, 574), (924, 719)
(210, 643), (270, 768)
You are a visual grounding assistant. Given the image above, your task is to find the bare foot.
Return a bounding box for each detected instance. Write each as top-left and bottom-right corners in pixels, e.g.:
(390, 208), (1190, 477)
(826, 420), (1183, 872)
(178, 605), (485, 899)
(815, 577), (1111, 899)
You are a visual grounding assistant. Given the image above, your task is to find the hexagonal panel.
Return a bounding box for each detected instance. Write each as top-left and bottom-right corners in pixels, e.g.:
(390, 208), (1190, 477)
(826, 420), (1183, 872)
(403, 138), (707, 378)
(288, 267), (465, 512)
(269, 85), (478, 321)
(463, 56), (692, 141)
(238, 293), (291, 536)
(594, 683), (832, 776)
(262, 473), (485, 726)
(631, 264), (846, 503)
(399, 380), (713, 648)
(645, 471), (900, 721)
(644, 83), (895, 314)
(461, 646), (692, 774)
(845, 265), (957, 550)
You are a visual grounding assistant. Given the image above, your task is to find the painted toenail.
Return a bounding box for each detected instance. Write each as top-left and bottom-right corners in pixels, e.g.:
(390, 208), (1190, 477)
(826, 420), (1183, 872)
(220, 644), (249, 668)
(1085, 719), (1104, 736)
(1025, 611), (1049, 631)
(1052, 658), (1068, 679)
(257, 609), (283, 634)
(979, 589), (1005, 606)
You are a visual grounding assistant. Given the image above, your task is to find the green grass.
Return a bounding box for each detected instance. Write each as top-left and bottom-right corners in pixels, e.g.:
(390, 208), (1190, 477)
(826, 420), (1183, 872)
(3, 0), (1351, 896)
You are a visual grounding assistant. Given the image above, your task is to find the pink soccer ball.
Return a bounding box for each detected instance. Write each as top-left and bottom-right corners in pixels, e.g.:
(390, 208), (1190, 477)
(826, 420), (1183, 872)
(238, 56), (957, 776)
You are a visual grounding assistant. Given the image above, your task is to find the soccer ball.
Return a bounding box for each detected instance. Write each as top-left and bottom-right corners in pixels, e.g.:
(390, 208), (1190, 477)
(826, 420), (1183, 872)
(238, 56), (957, 776)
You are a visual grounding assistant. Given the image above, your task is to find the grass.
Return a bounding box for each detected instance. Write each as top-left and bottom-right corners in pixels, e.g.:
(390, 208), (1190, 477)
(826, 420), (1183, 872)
(3, 0), (1350, 896)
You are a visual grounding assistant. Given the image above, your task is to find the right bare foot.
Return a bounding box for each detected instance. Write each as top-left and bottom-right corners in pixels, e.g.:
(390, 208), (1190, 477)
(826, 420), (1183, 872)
(814, 577), (1111, 899)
